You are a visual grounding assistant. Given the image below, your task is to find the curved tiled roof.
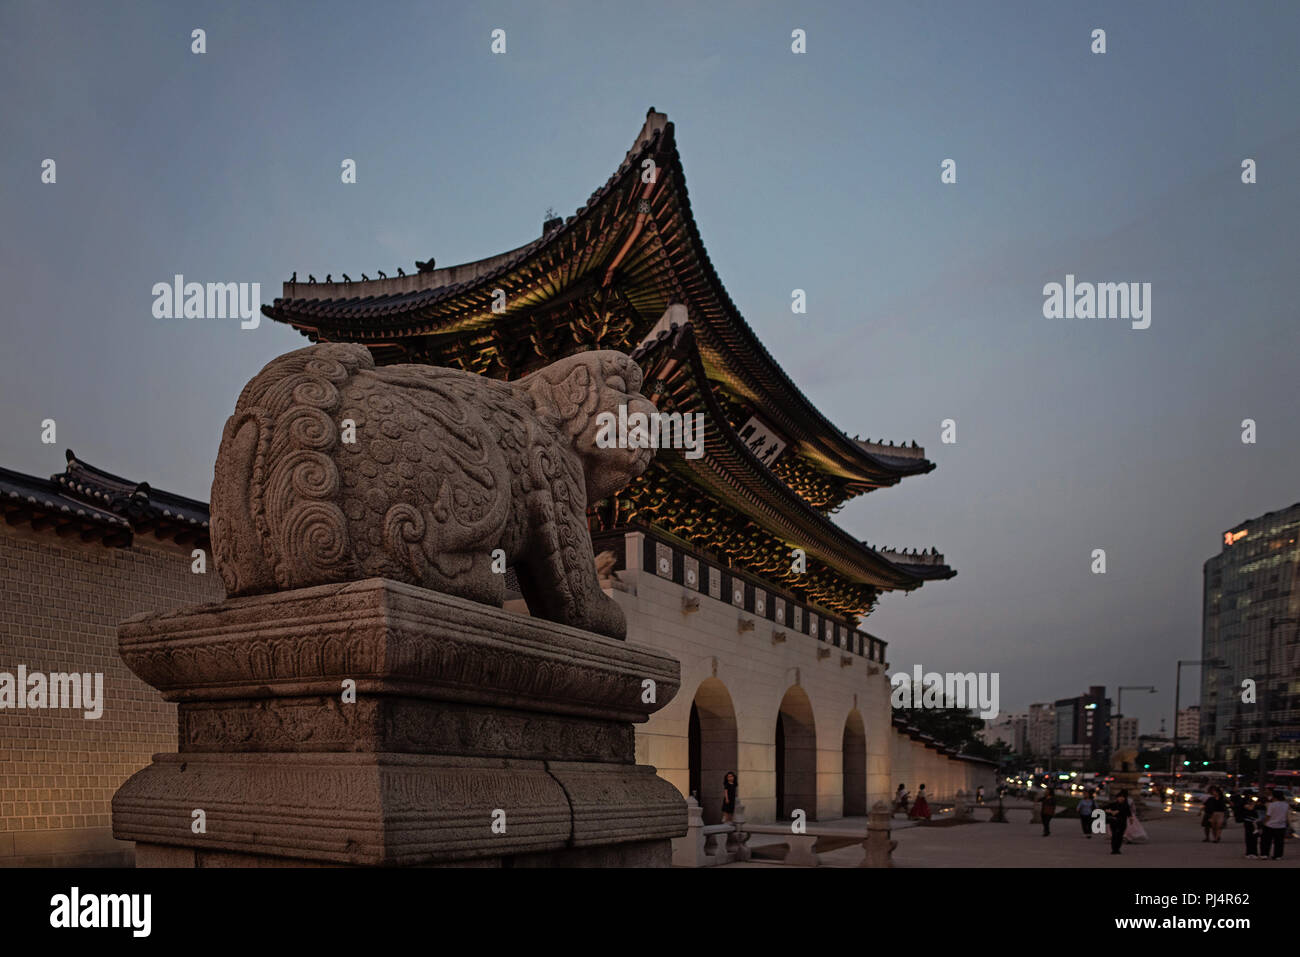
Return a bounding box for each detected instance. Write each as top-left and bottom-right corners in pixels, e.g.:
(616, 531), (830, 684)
(0, 450), (209, 548)
(262, 109), (934, 499)
(628, 319), (954, 595)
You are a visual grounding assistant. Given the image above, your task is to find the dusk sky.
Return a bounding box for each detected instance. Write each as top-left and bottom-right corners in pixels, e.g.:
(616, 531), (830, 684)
(2, 1), (1297, 734)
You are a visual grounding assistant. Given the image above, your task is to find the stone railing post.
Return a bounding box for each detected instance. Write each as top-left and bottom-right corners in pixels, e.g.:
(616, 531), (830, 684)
(862, 800), (896, 867)
(672, 796), (708, 867)
(706, 829), (731, 864)
(953, 789), (971, 822)
(990, 796), (1008, 823)
(728, 802), (751, 862)
(1031, 796), (1042, 825)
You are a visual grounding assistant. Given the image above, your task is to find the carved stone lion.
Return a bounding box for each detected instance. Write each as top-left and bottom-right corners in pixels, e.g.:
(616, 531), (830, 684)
(210, 343), (657, 639)
(1111, 747), (1139, 773)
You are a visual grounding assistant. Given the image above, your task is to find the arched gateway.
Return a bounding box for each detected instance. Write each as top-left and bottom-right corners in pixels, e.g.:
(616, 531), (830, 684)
(842, 709), (868, 816)
(687, 678), (738, 824)
(775, 685), (818, 822)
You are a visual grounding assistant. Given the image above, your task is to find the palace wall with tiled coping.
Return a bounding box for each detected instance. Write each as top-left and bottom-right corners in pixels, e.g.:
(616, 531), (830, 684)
(0, 517), (990, 865)
(0, 522), (222, 866)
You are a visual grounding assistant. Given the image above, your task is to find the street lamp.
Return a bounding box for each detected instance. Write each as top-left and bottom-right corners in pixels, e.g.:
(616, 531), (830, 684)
(1112, 685), (1156, 758)
(1117, 685), (1157, 720)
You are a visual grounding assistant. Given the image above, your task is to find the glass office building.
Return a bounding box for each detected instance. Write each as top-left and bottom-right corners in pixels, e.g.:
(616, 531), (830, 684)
(1201, 501), (1300, 771)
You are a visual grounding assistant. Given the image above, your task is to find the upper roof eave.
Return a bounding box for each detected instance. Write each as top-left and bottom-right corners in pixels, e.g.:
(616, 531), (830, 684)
(262, 109), (933, 488)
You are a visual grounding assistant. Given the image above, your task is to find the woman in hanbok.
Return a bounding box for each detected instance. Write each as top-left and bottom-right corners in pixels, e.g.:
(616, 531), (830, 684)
(909, 783), (931, 821)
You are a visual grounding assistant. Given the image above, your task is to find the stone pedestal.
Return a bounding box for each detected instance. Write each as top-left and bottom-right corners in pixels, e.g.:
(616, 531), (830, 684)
(112, 578), (686, 866)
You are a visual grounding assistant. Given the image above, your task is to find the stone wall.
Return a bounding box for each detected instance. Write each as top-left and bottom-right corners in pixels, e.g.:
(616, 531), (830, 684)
(0, 523), (223, 865)
(890, 735), (993, 803)
(0, 513), (990, 864)
(609, 531), (991, 822)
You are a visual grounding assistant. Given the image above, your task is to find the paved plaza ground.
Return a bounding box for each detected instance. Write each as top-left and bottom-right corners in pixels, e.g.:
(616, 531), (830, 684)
(724, 804), (1299, 868)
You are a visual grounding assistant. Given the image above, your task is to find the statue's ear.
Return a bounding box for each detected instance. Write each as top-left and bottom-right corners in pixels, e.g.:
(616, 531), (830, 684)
(519, 354), (601, 437)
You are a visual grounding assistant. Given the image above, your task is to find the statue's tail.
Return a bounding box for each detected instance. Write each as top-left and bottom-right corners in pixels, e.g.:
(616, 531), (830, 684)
(210, 343), (373, 596)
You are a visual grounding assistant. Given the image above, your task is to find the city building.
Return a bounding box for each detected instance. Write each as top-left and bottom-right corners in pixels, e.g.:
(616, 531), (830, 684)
(1056, 744), (1090, 766)
(980, 713), (1027, 754)
(1054, 686), (1112, 766)
(1114, 715), (1139, 751)
(1139, 733), (1173, 754)
(1176, 705), (1200, 743)
(1027, 703), (1056, 759)
(1201, 501), (1300, 771)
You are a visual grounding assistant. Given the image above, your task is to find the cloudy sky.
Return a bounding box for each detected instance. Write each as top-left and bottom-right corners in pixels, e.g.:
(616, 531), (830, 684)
(2, 1), (1297, 733)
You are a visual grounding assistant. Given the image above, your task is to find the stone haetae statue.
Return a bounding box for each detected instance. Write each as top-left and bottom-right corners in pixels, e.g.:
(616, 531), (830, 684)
(1111, 747), (1139, 774)
(210, 342), (657, 639)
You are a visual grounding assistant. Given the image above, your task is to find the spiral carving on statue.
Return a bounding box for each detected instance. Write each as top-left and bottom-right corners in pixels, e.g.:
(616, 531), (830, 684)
(210, 342), (656, 639)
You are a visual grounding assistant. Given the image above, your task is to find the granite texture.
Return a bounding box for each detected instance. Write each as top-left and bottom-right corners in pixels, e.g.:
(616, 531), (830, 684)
(113, 579), (686, 866)
(210, 343), (657, 640)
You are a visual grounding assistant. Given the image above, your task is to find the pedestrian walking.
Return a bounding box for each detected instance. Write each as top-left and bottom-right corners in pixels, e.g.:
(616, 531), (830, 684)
(1040, 788), (1056, 836)
(976, 785), (984, 805)
(909, 784), (931, 821)
(1106, 790), (1132, 855)
(1230, 788), (1247, 824)
(1205, 786), (1226, 842)
(1241, 794), (1260, 859)
(895, 783), (908, 815)
(1260, 789), (1288, 860)
(1078, 789), (1097, 838)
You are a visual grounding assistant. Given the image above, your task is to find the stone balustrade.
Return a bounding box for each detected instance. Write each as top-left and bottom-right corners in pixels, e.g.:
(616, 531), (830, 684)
(676, 799), (896, 867)
(671, 797), (751, 866)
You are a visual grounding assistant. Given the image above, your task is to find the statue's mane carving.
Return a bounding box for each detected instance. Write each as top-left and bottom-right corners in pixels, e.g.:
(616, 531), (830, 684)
(210, 343), (656, 639)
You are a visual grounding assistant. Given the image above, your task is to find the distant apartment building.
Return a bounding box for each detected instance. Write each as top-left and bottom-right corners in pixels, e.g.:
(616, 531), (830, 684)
(980, 712), (1027, 754)
(1177, 706), (1200, 743)
(1139, 733), (1173, 753)
(1054, 686), (1111, 765)
(1114, 716), (1139, 751)
(1201, 501), (1300, 771)
(1027, 703), (1056, 759)
(1057, 744), (1090, 763)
